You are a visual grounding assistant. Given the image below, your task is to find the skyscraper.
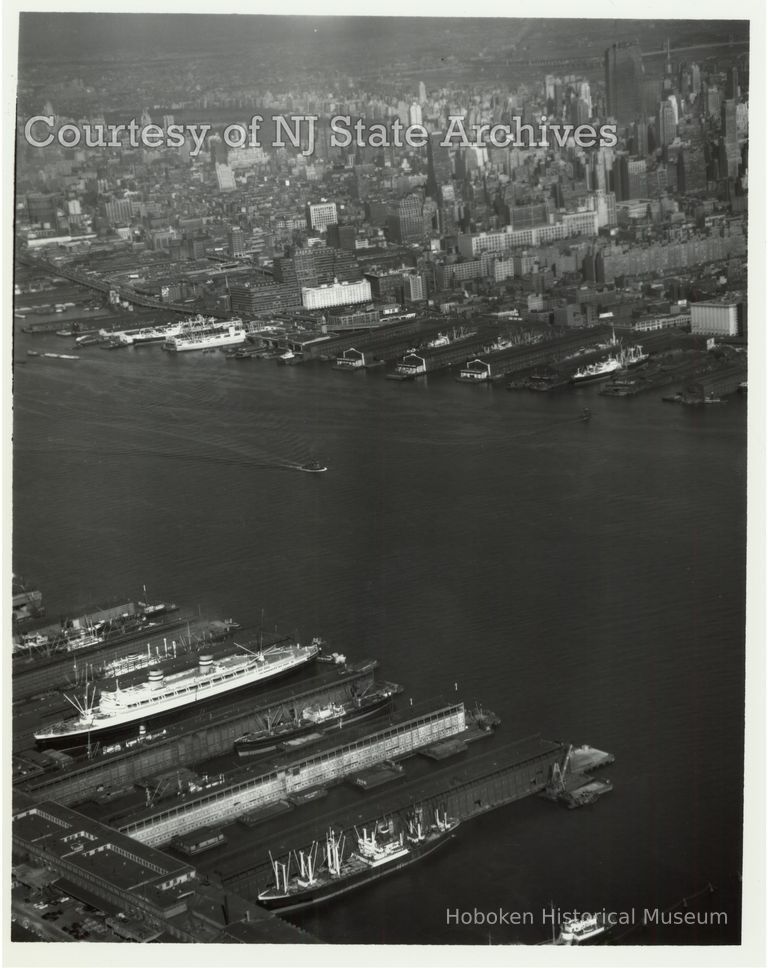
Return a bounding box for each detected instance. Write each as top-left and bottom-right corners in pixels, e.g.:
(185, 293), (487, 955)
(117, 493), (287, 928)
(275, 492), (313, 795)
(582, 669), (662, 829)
(631, 119), (649, 157)
(657, 100), (677, 147)
(705, 87), (722, 117)
(720, 99), (740, 179)
(627, 159), (648, 199)
(215, 163), (236, 192)
(386, 195), (425, 243)
(426, 131), (452, 199)
(721, 99), (738, 144)
(228, 227), (245, 258)
(676, 145), (707, 194)
(612, 155), (630, 201)
(604, 42), (645, 125)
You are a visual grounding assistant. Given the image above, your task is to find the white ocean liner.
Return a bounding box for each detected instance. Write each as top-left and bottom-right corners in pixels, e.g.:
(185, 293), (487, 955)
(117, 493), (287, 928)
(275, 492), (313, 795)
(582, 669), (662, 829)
(34, 640), (321, 745)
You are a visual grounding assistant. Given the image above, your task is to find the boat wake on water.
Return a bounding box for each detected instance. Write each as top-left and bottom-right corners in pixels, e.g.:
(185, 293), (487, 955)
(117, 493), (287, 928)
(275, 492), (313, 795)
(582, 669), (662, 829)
(501, 411), (595, 443)
(284, 459), (328, 473)
(14, 444), (319, 473)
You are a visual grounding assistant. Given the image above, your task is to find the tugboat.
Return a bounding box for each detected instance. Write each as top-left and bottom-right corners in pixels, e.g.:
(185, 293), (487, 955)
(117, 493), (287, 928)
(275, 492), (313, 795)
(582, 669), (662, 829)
(257, 806), (459, 912)
(299, 459), (327, 473)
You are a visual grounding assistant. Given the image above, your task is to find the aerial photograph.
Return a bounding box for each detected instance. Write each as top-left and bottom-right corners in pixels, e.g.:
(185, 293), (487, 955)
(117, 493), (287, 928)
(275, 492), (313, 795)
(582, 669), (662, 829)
(7, 4), (762, 960)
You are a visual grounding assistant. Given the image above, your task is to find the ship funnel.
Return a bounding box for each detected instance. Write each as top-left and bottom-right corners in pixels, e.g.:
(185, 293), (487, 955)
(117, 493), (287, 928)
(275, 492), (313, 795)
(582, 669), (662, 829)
(148, 669), (165, 690)
(199, 655), (214, 674)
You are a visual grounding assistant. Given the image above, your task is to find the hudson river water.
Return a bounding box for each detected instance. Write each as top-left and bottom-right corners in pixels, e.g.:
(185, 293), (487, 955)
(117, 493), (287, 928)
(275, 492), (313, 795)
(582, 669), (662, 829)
(12, 329), (746, 944)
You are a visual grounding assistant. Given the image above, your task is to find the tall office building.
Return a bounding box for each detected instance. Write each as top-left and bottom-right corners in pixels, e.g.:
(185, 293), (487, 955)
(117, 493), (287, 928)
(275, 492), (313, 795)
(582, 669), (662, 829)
(735, 101), (749, 134)
(631, 119), (649, 157)
(387, 194), (425, 243)
(721, 98), (738, 144)
(641, 77), (663, 116)
(589, 148), (613, 192)
(403, 272), (426, 302)
(604, 42), (645, 125)
(627, 159), (648, 199)
(426, 131), (453, 199)
(676, 145), (707, 194)
(612, 155), (630, 202)
(594, 189), (617, 228)
(667, 93), (679, 125)
(215, 164), (236, 192)
(275, 246), (361, 289)
(571, 97), (591, 125)
(657, 100), (677, 147)
(690, 63), (701, 93)
(508, 202), (550, 231)
(326, 223), (357, 250)
(705, 87), (722, 117)
(228, 227), (245, 257)
(578, 81), (592, 116)
(720, 99), (740, 179)
(306, 201), (338, 233)
(210, 135), (228, 165)
(454, 148), (478, 181)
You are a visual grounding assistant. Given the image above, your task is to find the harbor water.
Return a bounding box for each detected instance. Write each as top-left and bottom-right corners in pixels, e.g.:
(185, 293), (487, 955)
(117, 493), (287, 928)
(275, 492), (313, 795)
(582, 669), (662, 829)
(12, 330), (746, 944)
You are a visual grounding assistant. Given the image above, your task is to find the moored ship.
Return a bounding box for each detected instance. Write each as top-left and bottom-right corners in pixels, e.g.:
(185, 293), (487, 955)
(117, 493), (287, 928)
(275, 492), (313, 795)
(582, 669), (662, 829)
(618, 344), (649, 369)
(234, 684), (398, 756)
(570, 356), (622, 385)
(113, 325), (178, 346)
(34, 639), (321, 748)
(571, 344), (648, 385)
(13, 599), (179, 657)
(104, 315), (234, 346)
(257, 806), (459, 912)
(163, 321), (246, 352)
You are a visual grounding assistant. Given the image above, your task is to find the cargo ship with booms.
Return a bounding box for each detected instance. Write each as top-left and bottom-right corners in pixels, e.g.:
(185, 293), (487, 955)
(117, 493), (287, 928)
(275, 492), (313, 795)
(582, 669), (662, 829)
(34, 640), (321, 750)
(234, 682), (400, 757)
(257, 806), (459, 912)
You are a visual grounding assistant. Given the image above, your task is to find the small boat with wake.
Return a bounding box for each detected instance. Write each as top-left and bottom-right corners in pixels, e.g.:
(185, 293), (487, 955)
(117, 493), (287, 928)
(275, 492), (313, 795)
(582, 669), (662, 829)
(299, 460), (327, 473)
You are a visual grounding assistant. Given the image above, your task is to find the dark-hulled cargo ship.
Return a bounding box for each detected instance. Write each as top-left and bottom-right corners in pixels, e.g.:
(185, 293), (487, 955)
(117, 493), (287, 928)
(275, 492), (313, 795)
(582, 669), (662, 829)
(257, 807), (459, 912)
(234, 684), (398, 757)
